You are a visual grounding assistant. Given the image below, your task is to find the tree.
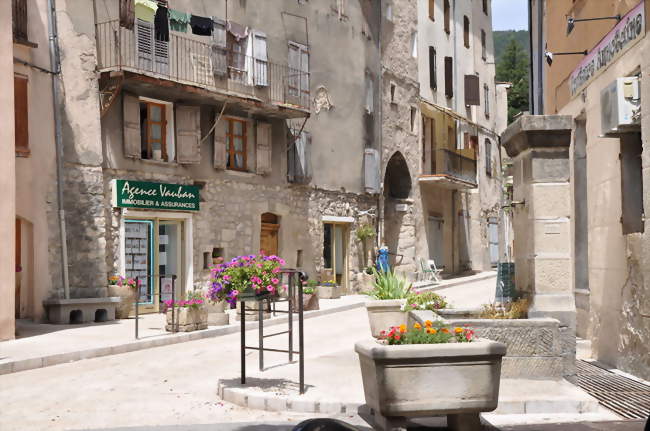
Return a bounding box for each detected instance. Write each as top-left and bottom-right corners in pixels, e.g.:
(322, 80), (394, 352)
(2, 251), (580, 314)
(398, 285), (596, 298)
(496, 37), (529, 123)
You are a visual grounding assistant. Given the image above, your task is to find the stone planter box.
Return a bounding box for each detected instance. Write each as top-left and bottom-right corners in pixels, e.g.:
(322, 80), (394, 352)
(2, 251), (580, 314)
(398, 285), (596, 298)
(107, 284), (138, 319)
(355, 338), (506, 431)
(205, 300), (229, 326)
(365, 299), (407, 338)
(165, 307), (208, 332)
(302, 293), (320, 311)
(317, 284), (341, 299)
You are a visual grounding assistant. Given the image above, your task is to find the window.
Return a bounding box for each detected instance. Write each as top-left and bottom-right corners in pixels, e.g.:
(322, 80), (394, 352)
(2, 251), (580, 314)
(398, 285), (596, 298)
(288, 42), (310, 105)
(428, 0), (435, 20)
(429, 47), (437, 90)
(483, 0), (488, 15)
(227, 32), (248, 82)
(481, 30), (487, 60)
(444, 0), (450, 34)
(365, 74), (374, 114)
(447, 126), (455, 149)
(444, 56), (453, 98)
(12, 0), (28, 41)
(14, 74), (29, 156)
(226, 118), (247, 170)
(484, 84), (490, 117)
(390, 82), (397, 104)
(620, 133), (645, 234)
(139, 100), (169, 161)
(288, 129), (312, 184)
(411, 31), (418, 58)
(410, 107), (417, 133)
(464, 75), (480, 106)
(463, 16), (470, 48)
(485, 139), (492, 177)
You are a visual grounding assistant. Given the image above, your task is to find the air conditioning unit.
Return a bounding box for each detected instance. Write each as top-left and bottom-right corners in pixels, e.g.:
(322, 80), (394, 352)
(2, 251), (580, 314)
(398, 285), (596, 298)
(600, 77), (641, 136)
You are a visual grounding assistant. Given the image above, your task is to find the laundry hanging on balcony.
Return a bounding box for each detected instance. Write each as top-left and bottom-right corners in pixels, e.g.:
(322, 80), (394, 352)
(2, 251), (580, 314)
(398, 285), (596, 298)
(190, 14), (213, 36)
(227, 20), (249, 41)
(134, 0), (157, 23)
(154, 5), (169, 41)
(119, 0), (135, 29)
(168, 9), (189, 33)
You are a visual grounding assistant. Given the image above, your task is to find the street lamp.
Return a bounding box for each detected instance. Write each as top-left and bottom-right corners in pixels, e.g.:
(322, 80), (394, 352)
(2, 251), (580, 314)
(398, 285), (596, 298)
(544, 50), (588, 66)
(567, 14), (621, 35)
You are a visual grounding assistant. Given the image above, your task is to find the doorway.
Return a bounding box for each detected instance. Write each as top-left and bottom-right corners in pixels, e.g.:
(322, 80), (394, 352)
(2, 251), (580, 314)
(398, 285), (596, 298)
(260, 213), (279, 256)
(124, 218), (185, 314)
(427, 216), (445, 269)
(323, 223), (349, 291)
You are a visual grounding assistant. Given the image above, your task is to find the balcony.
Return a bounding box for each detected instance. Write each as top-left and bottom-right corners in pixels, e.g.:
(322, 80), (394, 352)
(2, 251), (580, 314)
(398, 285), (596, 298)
(96, 20), (310, 118)
(419, 149), (477, 189)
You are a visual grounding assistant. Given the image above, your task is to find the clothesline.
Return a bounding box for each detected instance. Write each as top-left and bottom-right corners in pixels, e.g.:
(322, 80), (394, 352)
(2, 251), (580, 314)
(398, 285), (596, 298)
(120, 0), (249, 40)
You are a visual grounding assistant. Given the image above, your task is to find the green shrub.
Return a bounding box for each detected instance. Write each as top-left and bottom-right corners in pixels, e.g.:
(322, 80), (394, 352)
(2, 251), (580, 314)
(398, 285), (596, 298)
(402, 290), (448, 311)
(368, 268), (411, 300)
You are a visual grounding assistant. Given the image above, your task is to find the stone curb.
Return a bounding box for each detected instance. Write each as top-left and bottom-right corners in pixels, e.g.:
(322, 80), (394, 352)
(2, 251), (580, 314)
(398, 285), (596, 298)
(0, 301), (365, 376)
(217, 381), (601, 416)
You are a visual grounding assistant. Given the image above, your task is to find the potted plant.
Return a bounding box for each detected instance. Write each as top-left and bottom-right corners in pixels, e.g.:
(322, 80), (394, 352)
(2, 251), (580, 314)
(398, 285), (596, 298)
(107, 275), (140, 319)
(208, 254), (284, 321)
(164, 291), (208, 332)
(317, 279), (341, 299)
(301, 280), (320, 311)
(365, 268), (411, 337)
(356, 223), (376, 267)
(355, 321), (506, 430)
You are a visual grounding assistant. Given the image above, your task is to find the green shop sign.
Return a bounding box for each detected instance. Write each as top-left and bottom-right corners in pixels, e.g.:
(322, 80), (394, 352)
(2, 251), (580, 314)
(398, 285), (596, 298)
(111, 180), (200, 211)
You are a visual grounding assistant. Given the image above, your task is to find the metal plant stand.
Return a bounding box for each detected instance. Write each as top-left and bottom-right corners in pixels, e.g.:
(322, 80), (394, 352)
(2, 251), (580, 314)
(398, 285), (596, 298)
(239, 269), (307, 394)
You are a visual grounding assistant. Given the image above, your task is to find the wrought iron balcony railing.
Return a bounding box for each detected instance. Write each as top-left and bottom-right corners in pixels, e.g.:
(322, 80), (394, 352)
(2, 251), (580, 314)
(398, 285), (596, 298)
(96, 20), (310, 112)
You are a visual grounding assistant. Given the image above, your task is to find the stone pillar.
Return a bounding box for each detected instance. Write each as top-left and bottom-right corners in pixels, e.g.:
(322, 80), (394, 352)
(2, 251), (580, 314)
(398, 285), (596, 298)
(0, 0), (16, 340)
(501, 115), (576, 380)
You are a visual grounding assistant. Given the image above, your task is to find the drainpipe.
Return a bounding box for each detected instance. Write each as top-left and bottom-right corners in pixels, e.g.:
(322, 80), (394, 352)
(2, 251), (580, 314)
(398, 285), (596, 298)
(377, 1), (384, 250)
(47, 0), (70, 299)
(452, 0), (458, 113)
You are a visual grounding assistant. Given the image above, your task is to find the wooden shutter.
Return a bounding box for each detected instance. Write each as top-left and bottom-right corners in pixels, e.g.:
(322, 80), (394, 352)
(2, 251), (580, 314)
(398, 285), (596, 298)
(302, 131), (312, 182)
(14, 75), (29, 154)
(256, 121), (272, 175)
(288, 42), (301, 98)
(212, 18), (228, 76)
(464, 75), (480, 106)
(213, 116), (227, 169)
(154, 38), (169, 74)
(429, 47), (437, 90)
(444, 57), (453, 98)
(122, 93), (141, 159)
(252, 31), (268, 86)
(176, 105), (201, 164)
(135, 19), (153, 70)
(463, 16), (470, 48)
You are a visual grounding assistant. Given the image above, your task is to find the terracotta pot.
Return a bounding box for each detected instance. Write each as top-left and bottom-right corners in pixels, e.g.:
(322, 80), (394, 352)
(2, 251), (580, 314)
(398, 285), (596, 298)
(107, 284), (138, 319)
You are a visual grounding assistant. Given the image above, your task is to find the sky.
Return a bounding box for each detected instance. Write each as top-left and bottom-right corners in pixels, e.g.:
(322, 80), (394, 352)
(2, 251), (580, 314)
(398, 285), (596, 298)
(491, 0), (529, 31)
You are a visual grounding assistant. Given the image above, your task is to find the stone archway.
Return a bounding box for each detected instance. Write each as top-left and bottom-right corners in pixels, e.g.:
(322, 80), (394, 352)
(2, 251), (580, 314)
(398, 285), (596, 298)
(383, 152), (415, 272)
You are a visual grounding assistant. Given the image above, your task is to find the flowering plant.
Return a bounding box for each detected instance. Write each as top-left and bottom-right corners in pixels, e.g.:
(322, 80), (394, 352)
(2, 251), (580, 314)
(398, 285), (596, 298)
(162, 291), (205, 312)
(379, 321), (474, 345)
(400, 290), (448, 312)
(108, 275), (139, 289)
(320, 279), (337, 287)
(208, 254), (285, 307)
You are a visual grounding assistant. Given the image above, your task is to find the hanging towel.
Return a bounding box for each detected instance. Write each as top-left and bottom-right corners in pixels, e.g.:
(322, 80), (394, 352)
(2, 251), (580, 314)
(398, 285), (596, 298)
(169, 9), (189, 33)
(227, 20), (249, 41)
(119, 0), (135, 29)
(190, 14), (213, 36)
(154, 6), (169, 41)
(134, 0), (157, 23)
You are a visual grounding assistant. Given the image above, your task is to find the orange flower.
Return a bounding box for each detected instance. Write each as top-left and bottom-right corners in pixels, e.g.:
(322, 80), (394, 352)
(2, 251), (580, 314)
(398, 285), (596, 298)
(426, 328), (437, 334)
(413, 323), (422, 330)
(454, 327), (463, 334)
(441, 328), (449, 334)
(424, 320), (433, 328)
(399, 324), (407, 333)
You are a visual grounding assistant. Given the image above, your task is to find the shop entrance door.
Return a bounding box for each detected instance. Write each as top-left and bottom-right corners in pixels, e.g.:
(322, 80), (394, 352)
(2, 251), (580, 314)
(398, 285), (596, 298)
(323, 223), (349, 291)
(159, 220), (183, 303)
(124, 218), (184, 314)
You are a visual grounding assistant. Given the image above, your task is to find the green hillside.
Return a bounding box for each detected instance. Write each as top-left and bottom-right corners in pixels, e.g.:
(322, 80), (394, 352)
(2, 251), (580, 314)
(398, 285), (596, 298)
(494, 30), (529, 64)
(493, 30), (530, 122)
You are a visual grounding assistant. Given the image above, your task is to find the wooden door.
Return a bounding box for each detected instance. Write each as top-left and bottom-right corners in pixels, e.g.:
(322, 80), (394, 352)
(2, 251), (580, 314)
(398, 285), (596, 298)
(260, 213), (279, 256)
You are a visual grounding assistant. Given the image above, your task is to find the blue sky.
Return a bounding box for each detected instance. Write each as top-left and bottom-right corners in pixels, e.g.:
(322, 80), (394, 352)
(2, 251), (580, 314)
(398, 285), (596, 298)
(492, 0), (529, 31)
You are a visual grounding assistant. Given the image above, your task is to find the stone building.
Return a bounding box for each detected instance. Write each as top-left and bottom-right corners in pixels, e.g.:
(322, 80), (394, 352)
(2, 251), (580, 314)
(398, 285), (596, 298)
(380, 0), (505, 277)
(529, 0), (650, 380)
